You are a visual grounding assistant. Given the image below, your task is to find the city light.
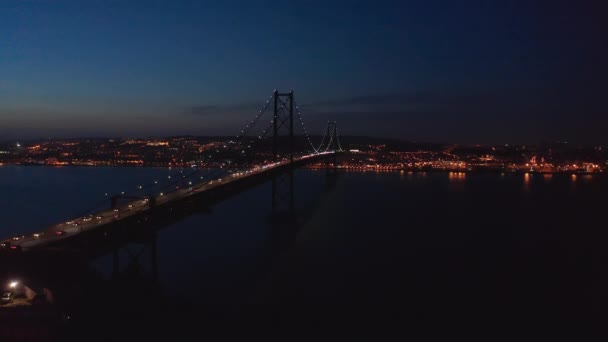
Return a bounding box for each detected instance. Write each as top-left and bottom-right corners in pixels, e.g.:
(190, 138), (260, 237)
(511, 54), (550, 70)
(9, 281), (18, 289)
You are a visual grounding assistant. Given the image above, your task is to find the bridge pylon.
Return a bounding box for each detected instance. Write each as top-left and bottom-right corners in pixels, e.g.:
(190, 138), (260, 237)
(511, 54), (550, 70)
(273, 90), (295, 163)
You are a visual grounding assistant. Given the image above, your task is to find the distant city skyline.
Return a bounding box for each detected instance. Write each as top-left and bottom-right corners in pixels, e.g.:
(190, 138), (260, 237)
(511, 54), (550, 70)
(1, 1), (606, 144)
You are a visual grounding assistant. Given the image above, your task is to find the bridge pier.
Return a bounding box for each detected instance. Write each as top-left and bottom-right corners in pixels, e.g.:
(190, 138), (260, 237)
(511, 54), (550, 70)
(110, 232), (158, 282)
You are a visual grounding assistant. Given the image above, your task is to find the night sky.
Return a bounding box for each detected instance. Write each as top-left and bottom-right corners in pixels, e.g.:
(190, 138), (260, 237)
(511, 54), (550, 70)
(1, 0), (606, 144)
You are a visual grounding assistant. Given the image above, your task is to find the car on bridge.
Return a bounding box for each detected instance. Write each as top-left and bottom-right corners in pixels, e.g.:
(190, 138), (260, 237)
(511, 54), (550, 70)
(0, 240), (21, 249)
(4, 243), (22, 251)
(65, 224), (81, 233)
(1, 292), (13, 304)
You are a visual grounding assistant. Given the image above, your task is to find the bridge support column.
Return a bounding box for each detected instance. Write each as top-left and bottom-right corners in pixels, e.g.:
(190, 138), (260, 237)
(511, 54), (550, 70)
(272, 90), (296, 163)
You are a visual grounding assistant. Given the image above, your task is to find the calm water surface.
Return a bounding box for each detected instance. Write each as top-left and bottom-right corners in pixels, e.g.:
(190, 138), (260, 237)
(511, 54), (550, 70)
(1, 166), (607, 338)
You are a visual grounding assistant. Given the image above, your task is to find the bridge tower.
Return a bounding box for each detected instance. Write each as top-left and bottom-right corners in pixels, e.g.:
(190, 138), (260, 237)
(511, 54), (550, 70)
(271, 90), (296, 220)
(272, 90), (295, 163)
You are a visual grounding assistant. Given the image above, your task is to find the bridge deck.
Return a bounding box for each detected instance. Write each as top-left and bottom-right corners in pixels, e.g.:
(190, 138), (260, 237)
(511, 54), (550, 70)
(1, 152), (337, 253)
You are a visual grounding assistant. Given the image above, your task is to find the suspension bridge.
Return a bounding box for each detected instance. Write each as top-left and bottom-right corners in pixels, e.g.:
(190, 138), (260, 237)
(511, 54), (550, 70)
(0, 90), (345, 255)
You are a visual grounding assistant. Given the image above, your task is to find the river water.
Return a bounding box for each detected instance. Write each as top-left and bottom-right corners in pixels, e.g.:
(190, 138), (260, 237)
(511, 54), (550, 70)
(1, 166), (607, 339)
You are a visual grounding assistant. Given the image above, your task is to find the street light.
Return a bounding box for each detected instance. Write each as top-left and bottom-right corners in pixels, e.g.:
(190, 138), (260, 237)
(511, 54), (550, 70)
(9, 281), (18, 289)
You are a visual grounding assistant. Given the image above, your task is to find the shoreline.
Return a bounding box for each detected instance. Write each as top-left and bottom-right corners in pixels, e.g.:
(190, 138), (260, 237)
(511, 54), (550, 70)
(0, 163), (604, 176)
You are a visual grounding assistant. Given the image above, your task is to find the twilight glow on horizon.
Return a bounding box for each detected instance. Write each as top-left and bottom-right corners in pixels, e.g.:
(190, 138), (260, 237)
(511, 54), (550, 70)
(1, 0), (605, 144)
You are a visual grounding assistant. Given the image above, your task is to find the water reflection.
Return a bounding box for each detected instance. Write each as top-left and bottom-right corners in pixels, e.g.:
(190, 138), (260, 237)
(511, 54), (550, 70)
(448, 172), (466, 182)
(524, 172), (531, 191)
(0, 168), (342, 340)
(448, 172), (466, 191)
(3, 168), (608, 339)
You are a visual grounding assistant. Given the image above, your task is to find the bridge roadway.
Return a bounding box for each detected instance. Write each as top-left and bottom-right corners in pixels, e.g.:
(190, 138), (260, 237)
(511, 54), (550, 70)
(1, 151), (338, 254)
